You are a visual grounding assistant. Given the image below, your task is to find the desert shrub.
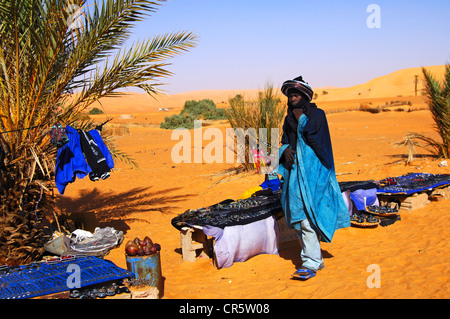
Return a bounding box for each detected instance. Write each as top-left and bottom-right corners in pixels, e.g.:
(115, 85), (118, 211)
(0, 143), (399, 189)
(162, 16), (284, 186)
(205, 107), (226, 120)
(226, 84), (286, 171)
(160, 99), (227, 129)
(359, 103), (380, 113)
(160, 113), (197, 130)
(182, 99), (212, 117)
(89, 107), (104, 115)
(182, 99), (227, 120)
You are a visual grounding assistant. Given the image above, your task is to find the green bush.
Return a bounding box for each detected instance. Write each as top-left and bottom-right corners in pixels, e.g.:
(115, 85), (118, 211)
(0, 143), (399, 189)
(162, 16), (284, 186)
(89, 107), (104, 115)
(160, 113), (196, 130)
(226, 84), (286, 171)
(160, 99), (227, 129)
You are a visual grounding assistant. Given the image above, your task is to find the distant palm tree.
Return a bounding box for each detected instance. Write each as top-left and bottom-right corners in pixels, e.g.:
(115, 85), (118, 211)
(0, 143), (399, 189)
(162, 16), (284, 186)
(399, 64), (450, 161)
(0, 0), (197, 264)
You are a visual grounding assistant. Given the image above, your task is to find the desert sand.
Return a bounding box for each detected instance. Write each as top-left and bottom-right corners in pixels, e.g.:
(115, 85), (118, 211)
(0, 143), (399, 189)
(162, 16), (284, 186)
(56, 65), (449, 299)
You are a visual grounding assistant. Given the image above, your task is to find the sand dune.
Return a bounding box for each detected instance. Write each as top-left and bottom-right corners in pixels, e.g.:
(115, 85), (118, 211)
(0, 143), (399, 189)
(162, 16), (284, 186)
(314, 65), (446, 101)
(56, 65), (449, 299)
(88, 65), (445, 117)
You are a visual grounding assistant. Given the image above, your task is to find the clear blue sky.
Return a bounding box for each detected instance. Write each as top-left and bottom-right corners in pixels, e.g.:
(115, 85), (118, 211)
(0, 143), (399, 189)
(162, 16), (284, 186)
(97, 0), (450, 94)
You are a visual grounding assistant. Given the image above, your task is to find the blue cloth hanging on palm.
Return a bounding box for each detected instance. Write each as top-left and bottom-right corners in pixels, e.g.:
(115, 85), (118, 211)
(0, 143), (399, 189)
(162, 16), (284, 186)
(55, 126), (114, 195)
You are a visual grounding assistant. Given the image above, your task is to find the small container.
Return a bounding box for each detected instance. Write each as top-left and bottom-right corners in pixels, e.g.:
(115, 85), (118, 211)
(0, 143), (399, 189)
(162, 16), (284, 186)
(126, 252), (163, 296)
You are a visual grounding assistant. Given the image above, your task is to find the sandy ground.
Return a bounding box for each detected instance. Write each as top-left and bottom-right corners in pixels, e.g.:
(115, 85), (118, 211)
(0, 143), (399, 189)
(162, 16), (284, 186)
(56, 66), (449, 299)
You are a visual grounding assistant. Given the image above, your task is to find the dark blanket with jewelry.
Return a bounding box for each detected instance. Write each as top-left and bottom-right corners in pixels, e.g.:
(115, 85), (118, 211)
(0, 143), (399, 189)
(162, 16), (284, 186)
(376, 173), (450, 195)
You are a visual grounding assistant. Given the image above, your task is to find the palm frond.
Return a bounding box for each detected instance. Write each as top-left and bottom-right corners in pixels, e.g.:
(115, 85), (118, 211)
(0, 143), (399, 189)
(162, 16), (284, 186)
(1, 0), (197, 162)
(422, 68), (450, 143)
(0, 0), (197, 257)
(68, 31), (198, 112)
(421, 65), (450, 158)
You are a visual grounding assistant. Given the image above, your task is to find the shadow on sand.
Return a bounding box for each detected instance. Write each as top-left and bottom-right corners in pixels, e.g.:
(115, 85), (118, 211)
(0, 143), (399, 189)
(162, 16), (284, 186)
(278, 241), (334, 269)
(56, 186), (196, 234)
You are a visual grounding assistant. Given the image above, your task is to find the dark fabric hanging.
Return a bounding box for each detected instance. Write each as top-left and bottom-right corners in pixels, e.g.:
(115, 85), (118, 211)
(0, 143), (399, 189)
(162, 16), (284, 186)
(78, 130), (111, 181)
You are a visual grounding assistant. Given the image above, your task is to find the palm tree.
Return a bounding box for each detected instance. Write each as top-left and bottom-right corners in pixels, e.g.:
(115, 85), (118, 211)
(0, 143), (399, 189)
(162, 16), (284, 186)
(0, 0), (197, 265)
(397, 64), (450, 162)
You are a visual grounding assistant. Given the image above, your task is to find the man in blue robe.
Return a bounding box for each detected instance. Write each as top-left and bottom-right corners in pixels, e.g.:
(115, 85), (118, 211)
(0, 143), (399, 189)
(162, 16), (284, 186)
(276, 76), (350, 280)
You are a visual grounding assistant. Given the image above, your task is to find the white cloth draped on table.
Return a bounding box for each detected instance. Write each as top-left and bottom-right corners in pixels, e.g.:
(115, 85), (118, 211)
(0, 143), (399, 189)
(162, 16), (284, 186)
(202, 216), (279, 269)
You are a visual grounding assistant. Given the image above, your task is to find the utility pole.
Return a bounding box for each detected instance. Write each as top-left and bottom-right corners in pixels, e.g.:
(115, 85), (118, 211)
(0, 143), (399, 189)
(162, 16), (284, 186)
(414, 75), (419, 96)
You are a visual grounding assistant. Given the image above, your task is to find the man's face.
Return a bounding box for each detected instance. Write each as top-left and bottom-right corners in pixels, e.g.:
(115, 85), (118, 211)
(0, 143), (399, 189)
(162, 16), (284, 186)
(288, 92), (302, 108)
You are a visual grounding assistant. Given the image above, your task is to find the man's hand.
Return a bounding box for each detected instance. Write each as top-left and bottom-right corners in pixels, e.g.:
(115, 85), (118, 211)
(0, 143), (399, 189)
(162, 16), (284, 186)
(283, 147), (296, 166)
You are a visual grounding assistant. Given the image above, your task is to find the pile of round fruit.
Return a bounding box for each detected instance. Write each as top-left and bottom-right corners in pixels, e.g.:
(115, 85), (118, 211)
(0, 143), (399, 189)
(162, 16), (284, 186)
(125, 236), (161, 256)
